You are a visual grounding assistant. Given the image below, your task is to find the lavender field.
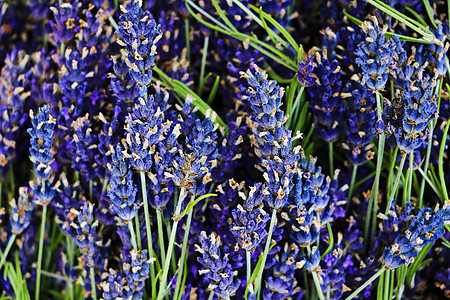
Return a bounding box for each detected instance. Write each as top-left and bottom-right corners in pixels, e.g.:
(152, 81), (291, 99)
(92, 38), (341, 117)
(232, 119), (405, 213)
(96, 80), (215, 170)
(0, 0), (449, 299)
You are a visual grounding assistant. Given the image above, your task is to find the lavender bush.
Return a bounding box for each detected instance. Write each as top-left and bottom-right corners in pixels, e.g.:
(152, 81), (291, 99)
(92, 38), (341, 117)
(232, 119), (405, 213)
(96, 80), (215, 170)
(0, 0), (450, 299)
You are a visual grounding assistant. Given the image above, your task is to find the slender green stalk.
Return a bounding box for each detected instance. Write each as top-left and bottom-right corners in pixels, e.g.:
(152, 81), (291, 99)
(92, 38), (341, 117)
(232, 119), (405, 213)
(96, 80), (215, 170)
(158, 188), (187, 300)
(328, 142), (334, 177)
(385, 155), (407, 215)
(156, 210), (167, 270)
(139, 172), (156, 299)
(134, 214), (142, 250)
(197, 36), (210, 95)
(208, 291), (214, 300)
(345, 268), (385, 300)
(438, 121), (450, 200)
(405, 152), (414, 207)
(386, 147), (399, 196)
(254, 209), (278, 298)
(383, 270), (390, 300)
(173, 204), (194, 300)
(307, 245), (325, 300)
(166, 222), (176, 273)
(0, 182), (2, 207)
(184, 18), (190, 62)
(246, 251), (251, 285)
(0, 234), (16, 271)
(368, 91), (386, 245)
(65, 236), (74, 300)
(303, 267), (310, 300)
(311, 271), (324, 300)
(35, 204), (48, 300)
(90, 267), (97, 300)
(345, 165), (358, 212)
(127, 221), (138, 251)
(89, 180), (93, 202)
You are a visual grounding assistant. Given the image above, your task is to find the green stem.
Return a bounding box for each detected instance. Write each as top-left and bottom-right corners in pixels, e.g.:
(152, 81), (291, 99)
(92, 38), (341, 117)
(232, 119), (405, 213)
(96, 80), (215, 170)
(90, 267), (97, 300)
(158, 188), (187, 300)
(140, 172), (156, 299)
(35, 204), (48, 300)
(438, 121), (450, 201)
(328, 142), (334, 177)
(185, 18), (190, 62)
(65, 236), (74, 300)
(166, 221), (176, 273)
(405, 152), (414, 207)
(369, 91), (385, 245)
(134, 214), (142, 250)
(156, 210), (167, 271)
(0, 234), (16, 271)
(385, 155), (407, 215)
(173, 202), (194, 299)
(208, 291), (214, 300)
(254, 209), (278, 298)
(345, 165), (358, 213)
(307, 245), (325, 300)
(197, 36), (209, 95)
(246, 251), (251, 285)
(127, 220), (138, 251)
(345, 268), (385, 300)
(383, 269), (390, 300)
(89, 180), (93, 202)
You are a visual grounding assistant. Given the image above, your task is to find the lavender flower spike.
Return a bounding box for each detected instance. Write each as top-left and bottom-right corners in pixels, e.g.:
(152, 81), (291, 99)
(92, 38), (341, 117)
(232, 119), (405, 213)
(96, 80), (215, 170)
(107, 145), (140, 221)
(355, 16), (399, 91)
(195, 231), (241, 299)
(28, 105), (56, 181)
(117, 0), (162, 90)
(382, 202), (450, 269)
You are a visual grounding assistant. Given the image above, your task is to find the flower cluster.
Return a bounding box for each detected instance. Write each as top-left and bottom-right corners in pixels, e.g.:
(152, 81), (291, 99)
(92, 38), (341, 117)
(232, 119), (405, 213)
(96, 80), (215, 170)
(1, 0), (450, 299)
(382, 202), (450, 269)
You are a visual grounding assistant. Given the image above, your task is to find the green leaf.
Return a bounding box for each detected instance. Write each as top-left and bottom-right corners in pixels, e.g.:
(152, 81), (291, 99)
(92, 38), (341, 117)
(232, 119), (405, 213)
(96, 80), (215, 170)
(153, 66), (228, 134)
(250, 5), (300, 52)
(344, 7), (434, 44)
(301, 123), (314, 149)
(406, 244), (432, 287)
(207, 76), (220, 105)
(321, 222), (334, 259)
(422, 0), (437, 29)
(244, 242), (277, 299)
(364, 0), (439, 45)
(177, 193), (217, 220)
(438, 120), (450, 200)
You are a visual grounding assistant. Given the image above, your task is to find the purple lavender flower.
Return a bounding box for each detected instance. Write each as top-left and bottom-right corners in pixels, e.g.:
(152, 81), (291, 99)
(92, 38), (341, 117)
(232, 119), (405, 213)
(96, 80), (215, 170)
(107, 145), (140, 221)
(101, 250), (152, 299)
(167, 100), (218, 196)
(49, 1), (81, 44)
(320, 245), (353, 300)
(263, 243), (304, 299)
(195, 231), (241, 299)
(382, 203), (450, 269)
(0, 50), (31, 173)
(230, 183), (270, 252)
(297, 55), (316, 87)
(69, 201), (98, 268)
(306, 49), (344, 142)
(117, 0), (162, 90)
(355, 17), (399, 91)
(123, 97), (165, 173)
(388, 48), (439, 153)
(28, 105), (56, 181)
(9, 187), (35, 235)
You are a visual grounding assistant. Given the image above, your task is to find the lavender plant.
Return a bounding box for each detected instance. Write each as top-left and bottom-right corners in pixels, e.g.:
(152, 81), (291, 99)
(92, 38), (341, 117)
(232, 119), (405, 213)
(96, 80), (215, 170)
(0, 0), (450, 299)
